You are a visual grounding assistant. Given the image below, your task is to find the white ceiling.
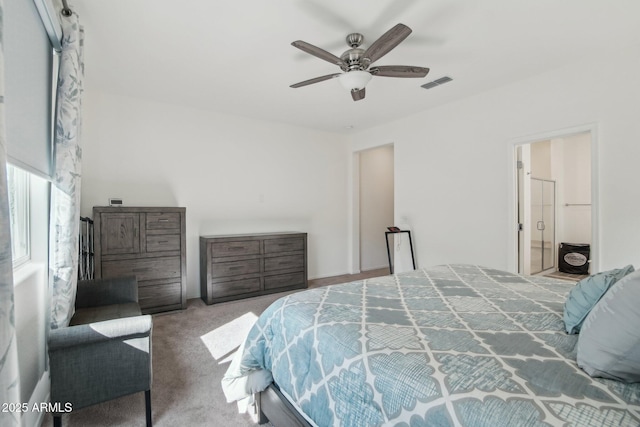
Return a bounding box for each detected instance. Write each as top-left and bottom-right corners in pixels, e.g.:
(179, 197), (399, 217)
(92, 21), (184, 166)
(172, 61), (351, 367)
(71, 0), (640, 133)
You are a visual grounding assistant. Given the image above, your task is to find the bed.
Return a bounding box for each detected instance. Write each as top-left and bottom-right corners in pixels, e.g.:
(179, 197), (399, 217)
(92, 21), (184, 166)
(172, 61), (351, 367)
(222, 264), (640, 426)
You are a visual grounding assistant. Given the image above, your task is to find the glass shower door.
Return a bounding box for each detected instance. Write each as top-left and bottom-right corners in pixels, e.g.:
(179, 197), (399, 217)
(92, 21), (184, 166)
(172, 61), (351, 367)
(530, 178), (556, 274)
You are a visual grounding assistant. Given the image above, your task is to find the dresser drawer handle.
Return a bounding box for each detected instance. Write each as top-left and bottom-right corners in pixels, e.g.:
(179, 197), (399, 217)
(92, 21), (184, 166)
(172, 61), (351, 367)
(158, 240), (169, 244)
(229, 247), (245, 251)
(158, 219), (170, 222)
(229, 266), (244, 270)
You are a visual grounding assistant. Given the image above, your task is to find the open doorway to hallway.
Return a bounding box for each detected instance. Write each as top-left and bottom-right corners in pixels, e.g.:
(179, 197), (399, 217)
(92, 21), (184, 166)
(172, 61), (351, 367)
(359, 144), (394, 273)
(516, 131), (593, 277)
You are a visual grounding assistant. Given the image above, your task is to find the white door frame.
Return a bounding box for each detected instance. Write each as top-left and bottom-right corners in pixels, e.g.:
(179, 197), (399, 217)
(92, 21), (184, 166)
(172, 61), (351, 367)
(507, 123), (599, 274)
(518, 144), (532, 275)
(349, 151), (361, 274)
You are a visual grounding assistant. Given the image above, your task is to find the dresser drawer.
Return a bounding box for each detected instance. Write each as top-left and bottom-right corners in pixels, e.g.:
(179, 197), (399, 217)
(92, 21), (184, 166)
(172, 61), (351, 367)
(146, 234), (181, 252)
(264, 272), (306, 291)
(146, 212), (181, 230)
(211, 258), (260, 279)
(139, 281), (182, 310)
(211, 240), (261, 257)
(264, 254), (304, 272)
(211, 277), (261, 299)
(264, 237), (305, 254)
(102, 256), (181, 281)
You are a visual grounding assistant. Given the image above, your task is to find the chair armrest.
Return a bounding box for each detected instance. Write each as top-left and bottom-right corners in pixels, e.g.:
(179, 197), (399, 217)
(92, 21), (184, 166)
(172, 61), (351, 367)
(75, 277), (139, 308)
(48, 315), (153, 410)
(48, 315), (152, 350)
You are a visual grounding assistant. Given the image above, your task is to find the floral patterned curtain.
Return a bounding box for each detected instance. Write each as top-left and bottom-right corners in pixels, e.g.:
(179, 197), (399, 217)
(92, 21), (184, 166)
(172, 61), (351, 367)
(0, 1), (22, 425)
(49, 10), (84, 329)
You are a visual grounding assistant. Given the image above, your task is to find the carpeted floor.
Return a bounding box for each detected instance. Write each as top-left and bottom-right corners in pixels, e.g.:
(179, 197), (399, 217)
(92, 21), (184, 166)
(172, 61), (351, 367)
(42, 294), (284, 427)
(41, 269), (387, 427)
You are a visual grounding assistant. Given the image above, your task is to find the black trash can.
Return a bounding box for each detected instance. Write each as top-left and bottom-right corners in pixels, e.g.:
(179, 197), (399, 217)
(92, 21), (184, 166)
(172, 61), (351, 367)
(558, 243), (590, 274)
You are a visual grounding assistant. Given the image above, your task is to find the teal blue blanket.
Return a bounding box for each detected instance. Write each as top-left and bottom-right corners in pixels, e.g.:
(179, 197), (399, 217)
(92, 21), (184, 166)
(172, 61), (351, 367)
(224, 264), (640, 426)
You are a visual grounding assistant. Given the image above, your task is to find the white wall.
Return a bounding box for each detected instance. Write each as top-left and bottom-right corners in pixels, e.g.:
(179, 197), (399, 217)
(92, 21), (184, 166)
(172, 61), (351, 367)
(531, 141), (551, 179)
(81, 43), (640, 286)
(80, 92), (350, 298)
(13, 172), (50, 427)
(557, 133), (591, 245)
(359, 145), (394, 271)
(349, 45), (640, 273)
(14, 267), (45, 399)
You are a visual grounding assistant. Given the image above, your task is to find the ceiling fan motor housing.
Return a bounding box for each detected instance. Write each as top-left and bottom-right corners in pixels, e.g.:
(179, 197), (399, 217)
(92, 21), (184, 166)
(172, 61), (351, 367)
(342, 33), (367, 71)
(341, 48), (366, 70)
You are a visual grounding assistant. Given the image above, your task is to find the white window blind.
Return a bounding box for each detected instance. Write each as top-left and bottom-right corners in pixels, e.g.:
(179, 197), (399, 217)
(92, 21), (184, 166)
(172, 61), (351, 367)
(4, 0), (55, 178)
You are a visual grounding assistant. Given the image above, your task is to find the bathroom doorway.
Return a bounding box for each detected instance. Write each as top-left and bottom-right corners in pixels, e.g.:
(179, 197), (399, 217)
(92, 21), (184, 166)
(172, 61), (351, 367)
(516, 131), (593, 275)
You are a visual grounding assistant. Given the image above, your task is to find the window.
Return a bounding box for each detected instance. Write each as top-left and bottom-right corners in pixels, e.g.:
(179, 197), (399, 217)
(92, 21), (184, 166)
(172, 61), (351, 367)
(7, 164), (30, 267)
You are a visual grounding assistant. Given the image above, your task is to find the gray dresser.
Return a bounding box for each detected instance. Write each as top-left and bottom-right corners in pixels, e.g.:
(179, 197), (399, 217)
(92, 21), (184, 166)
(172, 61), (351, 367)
(200, 232), (307, 304)
(93, 206), (187, 313)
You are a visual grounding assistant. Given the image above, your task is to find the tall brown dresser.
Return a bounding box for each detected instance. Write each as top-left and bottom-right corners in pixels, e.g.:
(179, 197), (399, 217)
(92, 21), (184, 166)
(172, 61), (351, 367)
(93, 206), (187, 313)
(200, 232), (307, 304)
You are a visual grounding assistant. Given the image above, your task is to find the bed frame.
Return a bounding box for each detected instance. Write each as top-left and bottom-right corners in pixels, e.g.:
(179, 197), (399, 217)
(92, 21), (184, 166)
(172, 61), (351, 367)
(257, 383), (312, 427)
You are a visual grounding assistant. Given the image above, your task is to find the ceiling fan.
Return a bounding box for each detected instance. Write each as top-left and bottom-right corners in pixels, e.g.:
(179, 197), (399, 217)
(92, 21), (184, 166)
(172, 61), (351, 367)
(290, 23), (429, 101)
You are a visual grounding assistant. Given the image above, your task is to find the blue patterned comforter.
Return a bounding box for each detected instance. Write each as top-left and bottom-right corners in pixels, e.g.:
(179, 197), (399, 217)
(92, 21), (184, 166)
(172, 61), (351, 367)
(223, 264), (640, 426)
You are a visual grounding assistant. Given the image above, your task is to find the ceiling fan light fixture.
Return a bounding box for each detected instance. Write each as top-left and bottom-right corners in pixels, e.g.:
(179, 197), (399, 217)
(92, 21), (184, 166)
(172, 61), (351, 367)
(338, 71), (372, 91)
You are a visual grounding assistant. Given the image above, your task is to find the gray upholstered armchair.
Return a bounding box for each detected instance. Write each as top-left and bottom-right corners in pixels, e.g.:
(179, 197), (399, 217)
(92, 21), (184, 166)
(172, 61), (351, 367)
(48, 277), (153, 427)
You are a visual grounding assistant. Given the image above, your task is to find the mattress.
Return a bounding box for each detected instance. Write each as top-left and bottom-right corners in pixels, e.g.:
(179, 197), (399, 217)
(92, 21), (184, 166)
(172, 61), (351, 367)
(222, 264), (640, 426)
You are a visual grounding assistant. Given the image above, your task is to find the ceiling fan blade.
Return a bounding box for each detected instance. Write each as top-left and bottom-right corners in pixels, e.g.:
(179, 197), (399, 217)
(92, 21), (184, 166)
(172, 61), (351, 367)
(371, 66), (430, 78)
(290, 73), (341, 88)
(291, 41), (346, 68)
(362, 23), (412, 65)
(351, 88), (366, 101)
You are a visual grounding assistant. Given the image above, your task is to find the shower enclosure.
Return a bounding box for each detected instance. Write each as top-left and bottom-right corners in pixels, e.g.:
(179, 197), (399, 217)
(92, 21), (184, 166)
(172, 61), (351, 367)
(530, 178), (556, 274)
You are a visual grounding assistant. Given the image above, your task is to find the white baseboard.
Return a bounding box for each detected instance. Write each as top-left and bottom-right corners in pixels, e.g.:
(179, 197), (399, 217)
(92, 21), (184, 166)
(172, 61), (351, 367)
(22, 371), (50, 427)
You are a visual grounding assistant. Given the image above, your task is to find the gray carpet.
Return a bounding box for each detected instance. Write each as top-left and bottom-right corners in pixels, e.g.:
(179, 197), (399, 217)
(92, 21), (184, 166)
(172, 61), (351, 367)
(41, 294), (287, 427)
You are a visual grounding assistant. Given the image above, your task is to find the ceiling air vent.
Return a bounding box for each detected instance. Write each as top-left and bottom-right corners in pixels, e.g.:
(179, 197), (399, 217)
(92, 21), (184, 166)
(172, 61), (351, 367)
(421, 76), (453, 90)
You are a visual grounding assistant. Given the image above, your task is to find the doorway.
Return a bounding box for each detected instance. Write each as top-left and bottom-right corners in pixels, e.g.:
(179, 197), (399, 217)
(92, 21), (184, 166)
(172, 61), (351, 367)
(357, 144), (394, 272)
(515, 131), (594, 275)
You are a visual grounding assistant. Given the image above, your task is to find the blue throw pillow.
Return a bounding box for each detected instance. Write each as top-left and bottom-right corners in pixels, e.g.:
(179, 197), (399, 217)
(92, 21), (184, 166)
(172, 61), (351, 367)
(563, 264), (634, 334)
(577, 269), (640, 382)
